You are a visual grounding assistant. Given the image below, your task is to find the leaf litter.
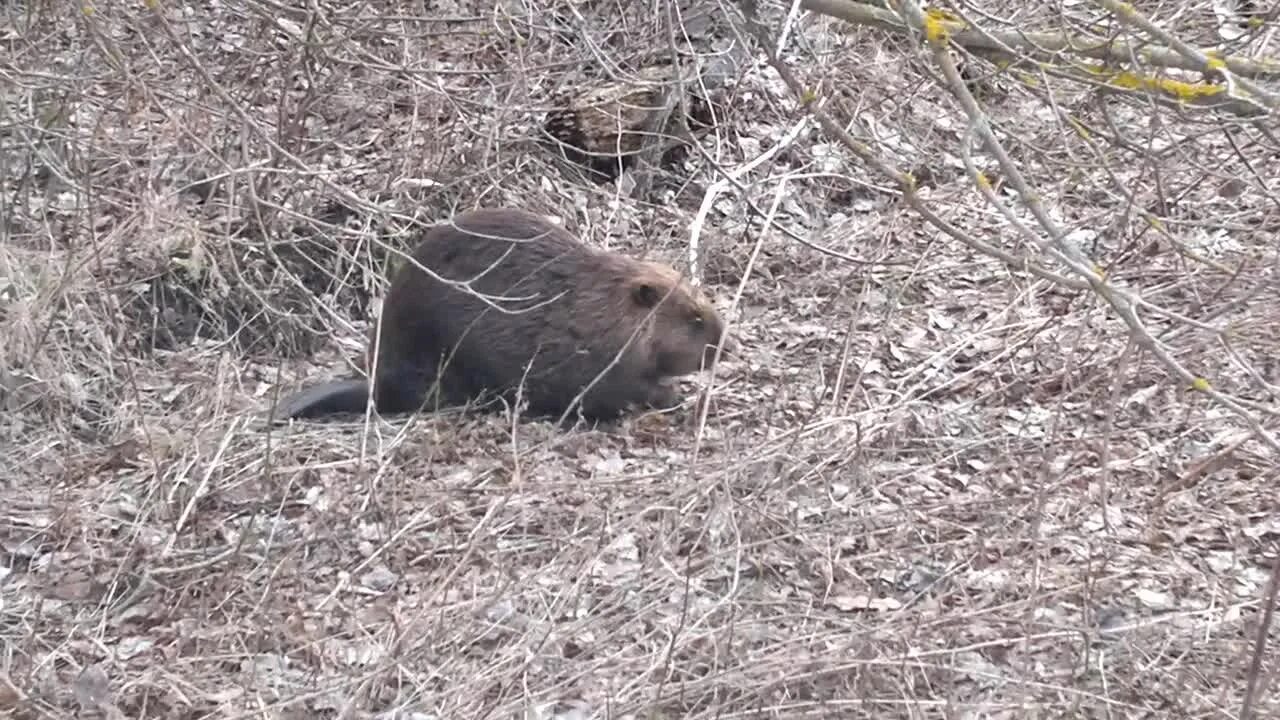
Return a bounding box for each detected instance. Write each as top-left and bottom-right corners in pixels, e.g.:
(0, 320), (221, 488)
(1, 1), (1278, 719)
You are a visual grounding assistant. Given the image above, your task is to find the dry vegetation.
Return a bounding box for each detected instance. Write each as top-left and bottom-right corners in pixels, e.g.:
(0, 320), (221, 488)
(3, 0), (1279, 718)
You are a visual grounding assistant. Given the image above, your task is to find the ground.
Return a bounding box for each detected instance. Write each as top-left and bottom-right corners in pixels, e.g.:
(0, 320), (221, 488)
(2, 1), (1278, 719)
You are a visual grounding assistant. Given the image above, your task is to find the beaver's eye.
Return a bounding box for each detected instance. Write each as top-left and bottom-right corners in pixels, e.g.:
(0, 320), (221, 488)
(689, 313), (704, 327)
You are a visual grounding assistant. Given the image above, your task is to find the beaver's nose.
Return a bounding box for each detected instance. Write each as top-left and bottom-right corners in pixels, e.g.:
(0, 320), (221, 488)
(704, 335), (734, 365)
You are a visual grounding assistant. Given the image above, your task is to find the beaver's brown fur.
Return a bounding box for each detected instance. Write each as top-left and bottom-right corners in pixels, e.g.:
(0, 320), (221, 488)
(275, 207), (728, 424)
(542, 63), (718, 183)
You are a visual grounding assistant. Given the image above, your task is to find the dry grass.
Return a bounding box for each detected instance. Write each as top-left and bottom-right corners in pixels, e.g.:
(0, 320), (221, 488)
(2, 1), (1278, 718)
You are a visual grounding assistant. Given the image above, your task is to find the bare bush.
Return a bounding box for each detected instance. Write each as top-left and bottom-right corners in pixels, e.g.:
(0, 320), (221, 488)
(1, 0), (1277, 718)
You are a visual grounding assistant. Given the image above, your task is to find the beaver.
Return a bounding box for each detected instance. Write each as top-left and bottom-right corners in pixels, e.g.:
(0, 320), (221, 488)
(542, 62), (720, 184)
(274, 207), (729, 424)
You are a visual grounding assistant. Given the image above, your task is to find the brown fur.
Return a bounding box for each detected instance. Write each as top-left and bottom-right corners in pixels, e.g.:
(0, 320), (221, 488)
(542, 63), (717, 182)
(275, 207), (728, 424)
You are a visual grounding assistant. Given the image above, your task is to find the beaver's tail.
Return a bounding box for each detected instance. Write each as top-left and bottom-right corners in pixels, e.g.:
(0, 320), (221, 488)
(273, 378), (372, 421)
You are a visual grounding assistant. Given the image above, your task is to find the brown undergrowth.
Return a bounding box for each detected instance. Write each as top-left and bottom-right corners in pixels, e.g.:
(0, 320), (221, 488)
(1, 1), (1277, 718)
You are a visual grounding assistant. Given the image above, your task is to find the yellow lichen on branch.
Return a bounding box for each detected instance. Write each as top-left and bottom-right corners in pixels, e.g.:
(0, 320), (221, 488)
(922, 8), (963, 45)
(799, 0), (1280, 85)
(1087, 65), (1226, 102)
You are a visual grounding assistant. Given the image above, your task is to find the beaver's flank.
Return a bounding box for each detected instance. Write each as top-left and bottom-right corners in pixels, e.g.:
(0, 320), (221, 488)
(275, 207), (729, 424)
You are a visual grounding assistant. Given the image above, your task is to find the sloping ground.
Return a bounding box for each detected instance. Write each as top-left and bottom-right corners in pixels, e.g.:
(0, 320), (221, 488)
(2, 1), (1277, 718)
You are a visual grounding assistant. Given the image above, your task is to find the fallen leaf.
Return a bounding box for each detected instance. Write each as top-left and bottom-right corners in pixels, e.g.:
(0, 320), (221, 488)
(1134, 587), (1175, 610)
(0, 673), (22, 709)
(74, 664), (110, 711)
(829, 594), (902, 612)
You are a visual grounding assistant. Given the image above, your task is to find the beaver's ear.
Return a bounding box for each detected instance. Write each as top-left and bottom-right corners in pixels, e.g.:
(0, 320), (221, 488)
(631, 281), (661, 308)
